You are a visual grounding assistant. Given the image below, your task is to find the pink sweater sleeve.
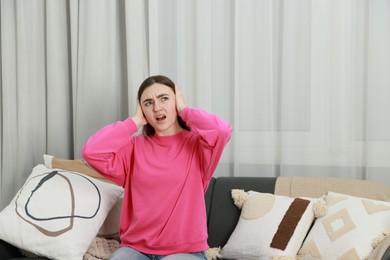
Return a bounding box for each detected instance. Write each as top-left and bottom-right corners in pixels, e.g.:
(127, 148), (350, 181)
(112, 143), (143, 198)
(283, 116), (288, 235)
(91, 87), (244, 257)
(180, 107), (233, 183)
(82, 118), (138, 186)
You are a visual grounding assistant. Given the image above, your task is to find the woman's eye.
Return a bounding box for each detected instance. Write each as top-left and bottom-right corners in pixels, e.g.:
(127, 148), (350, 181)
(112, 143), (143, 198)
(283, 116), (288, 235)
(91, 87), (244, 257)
(144, 101), (152, 107)
(161, 96), (169, 102)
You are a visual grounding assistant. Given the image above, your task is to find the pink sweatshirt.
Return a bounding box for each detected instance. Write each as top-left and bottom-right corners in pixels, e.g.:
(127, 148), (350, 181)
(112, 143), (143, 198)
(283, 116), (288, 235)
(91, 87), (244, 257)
(82, 107), (232, 255)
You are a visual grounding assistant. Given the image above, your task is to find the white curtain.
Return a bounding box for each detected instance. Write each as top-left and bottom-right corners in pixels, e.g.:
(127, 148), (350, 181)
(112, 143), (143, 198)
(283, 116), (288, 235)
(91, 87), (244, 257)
(1, 0), (389, 209)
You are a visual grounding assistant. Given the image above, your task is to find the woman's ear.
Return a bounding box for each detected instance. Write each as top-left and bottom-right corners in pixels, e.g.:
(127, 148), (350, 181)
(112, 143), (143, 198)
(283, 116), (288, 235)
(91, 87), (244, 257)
(174, 84), (186, 115)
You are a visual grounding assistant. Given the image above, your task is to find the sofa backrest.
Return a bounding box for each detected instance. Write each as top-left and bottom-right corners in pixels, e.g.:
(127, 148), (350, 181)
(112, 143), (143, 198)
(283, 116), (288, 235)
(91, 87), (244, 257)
(205, 176), (390, 250)
(205, 177), (277, 248)
(275, 176), (390, 202)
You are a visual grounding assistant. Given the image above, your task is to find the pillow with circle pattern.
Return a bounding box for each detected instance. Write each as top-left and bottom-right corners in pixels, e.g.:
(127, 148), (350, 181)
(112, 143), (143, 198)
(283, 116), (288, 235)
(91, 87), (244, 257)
(0, 164), (123, 260)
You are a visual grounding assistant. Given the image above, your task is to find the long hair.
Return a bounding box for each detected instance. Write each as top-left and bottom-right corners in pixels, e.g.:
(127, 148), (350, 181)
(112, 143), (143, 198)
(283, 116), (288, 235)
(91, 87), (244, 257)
(137, 75), (190, 136)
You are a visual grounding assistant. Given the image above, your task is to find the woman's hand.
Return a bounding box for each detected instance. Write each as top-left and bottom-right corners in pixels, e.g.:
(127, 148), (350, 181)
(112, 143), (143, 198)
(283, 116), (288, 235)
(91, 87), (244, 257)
(131, 102), (148, 129)
(175, 84), (186, 115)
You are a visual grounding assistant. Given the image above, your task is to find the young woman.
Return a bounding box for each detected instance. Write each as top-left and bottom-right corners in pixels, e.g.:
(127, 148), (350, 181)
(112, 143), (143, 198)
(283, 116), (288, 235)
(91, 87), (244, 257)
(82, 75), (233, 260)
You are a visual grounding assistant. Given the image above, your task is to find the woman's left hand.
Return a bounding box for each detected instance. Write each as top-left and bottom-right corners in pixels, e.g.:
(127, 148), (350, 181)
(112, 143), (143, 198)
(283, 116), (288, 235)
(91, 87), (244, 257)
(175, 84), (186, 115)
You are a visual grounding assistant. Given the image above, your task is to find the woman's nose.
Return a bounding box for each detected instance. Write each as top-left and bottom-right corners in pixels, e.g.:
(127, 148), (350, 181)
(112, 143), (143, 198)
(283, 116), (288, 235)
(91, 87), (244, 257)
(153, 101), (162, 111)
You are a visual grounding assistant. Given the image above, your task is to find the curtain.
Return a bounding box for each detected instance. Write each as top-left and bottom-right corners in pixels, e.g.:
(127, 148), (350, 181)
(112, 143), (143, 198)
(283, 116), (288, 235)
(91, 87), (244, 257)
(1, 0), (389, 209)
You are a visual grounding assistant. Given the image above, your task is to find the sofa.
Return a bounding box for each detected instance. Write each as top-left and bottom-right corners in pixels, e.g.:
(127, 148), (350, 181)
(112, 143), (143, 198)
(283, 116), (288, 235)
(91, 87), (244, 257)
(204, 176), (390, 260)
(1, 176), (390, 259)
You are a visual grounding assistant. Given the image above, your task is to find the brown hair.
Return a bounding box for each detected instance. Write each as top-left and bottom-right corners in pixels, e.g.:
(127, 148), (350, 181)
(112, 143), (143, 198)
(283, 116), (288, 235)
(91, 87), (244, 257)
(137, 75), (190, 136)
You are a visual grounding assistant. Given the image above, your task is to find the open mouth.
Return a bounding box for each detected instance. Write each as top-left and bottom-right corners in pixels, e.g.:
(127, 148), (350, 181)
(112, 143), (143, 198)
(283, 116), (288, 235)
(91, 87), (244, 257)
(156, 115), (167, 121)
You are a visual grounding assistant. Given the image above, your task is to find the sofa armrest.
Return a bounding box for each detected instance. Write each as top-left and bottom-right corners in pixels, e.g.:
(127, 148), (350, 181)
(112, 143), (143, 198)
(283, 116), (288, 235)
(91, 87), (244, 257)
(379, 235), (390, 260)
(0, 239), (50, 260)
(0, 239), (23, 258)
(383, 246), (390, 260)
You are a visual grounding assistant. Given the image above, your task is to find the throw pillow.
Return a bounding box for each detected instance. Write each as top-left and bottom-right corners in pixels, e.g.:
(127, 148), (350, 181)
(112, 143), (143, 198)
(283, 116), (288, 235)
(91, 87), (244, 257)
(298, 191), (390, 259)
(220, 190), (315, 259)
(97, 195), (122, 240)
(0, 164), (123, 260)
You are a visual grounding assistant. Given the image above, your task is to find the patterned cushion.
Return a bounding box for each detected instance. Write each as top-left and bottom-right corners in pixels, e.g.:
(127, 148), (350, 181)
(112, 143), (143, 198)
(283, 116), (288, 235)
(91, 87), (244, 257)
(0, 164), (123, 260)
(298, 191), (390, 259)
(221, 190), (315, 259)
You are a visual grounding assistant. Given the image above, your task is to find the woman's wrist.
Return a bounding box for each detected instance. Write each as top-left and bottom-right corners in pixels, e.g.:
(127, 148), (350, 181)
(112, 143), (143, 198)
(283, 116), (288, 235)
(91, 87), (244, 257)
(177, 105), (186, 116)
(131, 115), (146, 129)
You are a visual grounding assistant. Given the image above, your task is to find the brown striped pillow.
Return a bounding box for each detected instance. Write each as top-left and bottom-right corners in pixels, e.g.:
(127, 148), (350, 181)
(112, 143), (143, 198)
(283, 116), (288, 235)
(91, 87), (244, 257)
(220, 190), (315, 259)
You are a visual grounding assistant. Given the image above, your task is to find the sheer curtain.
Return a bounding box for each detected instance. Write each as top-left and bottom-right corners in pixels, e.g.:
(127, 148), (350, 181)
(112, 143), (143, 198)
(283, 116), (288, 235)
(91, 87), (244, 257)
(1, 0), (389, 209)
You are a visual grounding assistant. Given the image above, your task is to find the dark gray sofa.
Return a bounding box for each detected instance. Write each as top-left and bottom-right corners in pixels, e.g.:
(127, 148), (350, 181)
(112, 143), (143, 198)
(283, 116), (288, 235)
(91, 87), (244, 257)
(1, 177), (389, 259)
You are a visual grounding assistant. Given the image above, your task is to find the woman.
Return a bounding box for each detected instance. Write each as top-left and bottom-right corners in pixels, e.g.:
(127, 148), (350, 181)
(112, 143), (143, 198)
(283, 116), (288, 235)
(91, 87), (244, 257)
(82, 75), (233, 260)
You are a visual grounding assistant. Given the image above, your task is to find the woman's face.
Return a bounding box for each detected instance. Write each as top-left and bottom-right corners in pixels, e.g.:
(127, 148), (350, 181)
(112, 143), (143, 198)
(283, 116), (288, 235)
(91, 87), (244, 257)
(140, 83), (181, 136)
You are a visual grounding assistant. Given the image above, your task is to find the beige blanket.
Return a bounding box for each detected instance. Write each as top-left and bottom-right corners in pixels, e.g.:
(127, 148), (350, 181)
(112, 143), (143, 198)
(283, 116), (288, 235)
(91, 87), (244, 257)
(83, 237), (119, 260)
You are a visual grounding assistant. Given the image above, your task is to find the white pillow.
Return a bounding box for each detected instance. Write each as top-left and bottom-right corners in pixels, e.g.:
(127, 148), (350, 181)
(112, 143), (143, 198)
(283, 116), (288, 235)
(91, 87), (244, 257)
(97, 195), (123, 240)
(298, 191), (390, 259)
(221, 190), (315, 260)
(0, 164), (123, 260)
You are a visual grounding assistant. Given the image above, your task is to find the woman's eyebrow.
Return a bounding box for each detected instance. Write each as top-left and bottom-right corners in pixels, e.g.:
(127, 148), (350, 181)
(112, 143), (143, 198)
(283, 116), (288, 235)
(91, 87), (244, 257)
(156, 93), (169, 98)
(142, 98), (153, 104)
(142, 93), (169, 103)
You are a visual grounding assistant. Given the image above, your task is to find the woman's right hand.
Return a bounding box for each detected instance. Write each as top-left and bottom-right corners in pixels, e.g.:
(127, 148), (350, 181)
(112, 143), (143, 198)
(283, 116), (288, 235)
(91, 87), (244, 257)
(131, 102), (148, 129)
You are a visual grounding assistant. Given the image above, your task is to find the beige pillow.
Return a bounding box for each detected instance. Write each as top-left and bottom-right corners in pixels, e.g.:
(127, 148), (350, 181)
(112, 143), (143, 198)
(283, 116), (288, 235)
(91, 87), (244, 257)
(298, 192), (390, 259)
(0, 164), (123, 260)
(97, 195), (122, 240)
(221, 190), (315, 259)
